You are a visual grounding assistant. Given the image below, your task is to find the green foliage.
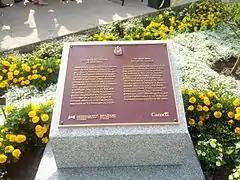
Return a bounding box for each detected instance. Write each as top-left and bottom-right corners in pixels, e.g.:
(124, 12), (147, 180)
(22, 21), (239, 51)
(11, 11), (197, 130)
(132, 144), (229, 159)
(33, 43), (63, 60)
(229, 164), (240, 180)
(196, 139), (225, 170)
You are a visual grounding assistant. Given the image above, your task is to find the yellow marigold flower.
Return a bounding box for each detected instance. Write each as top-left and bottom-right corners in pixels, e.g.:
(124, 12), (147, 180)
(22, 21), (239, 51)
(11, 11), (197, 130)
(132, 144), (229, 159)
(228, 111), (235, 118)
(2, 61), (10, 67)
(7, 72), (13, 77)
(27, 75), (32, 80)
(0, 138), (3, 142)
(28, 111), (36, 118)
(3, 80), (8, 87)
(20, 81), (25, 86)
(15, 135), (26, 143)
(196, 105), (203, 111)
(198, 121), (203, 127)
(5, 134), (9, 139)
(203, 97), (210, 106)
(187, 105), (194, 111)
(18, 77), (24, 82)
(235, 113), (240, 121)
(42, 137), (49, 143)
(47, 68), (53, 73)
(13, 78), (18, 83)
(199, 93), (205, 99)
(2, 69), (7, 73)
(30, 104), (40, 111)
(8, 76), (13, 80)
(35, 125), (43, 132)
(187, 90), (193, 96)
(216, 103), (223, 108)
(25, 80), (30, 85)
(202, 106), (209, 112)
(0, 82), (6, 88)
(207, 91), (215, 97)
(188, 119), (195, 126)
(41, 114), (49, 122)
(228, 120), (234, 125)
(41, 76), (47, 81)
(0, 154), (7, 164)
(233, 99), (240, 107)
(42, 125), (48, 134)
(9, 66), (15, 72)
(47, 100), (54, 106)
(32, 65), (37, 69)
(0, 142), (2, 147)
(32, 116), (40, 123)
(36, 132), (44, 138)
(32, 74), (38, 80)
(12, 149), (21, 159)
(5, 145), (14, 153)
(189, 97), (196, 104)
(236, 107), (240, 113)
(10, 62), (17, 67)
(13, 70), (19, 76)
(24, 66), (31, 72)
(32, 70), (38, 74)
(199, 116), (205, 121)
(21, 64), (27, 68)
(8, 135), (16, 142)
(40, 66), (45, 71)
(235, 127), (240, 136)
(214, 111), (222, 119)
(0, 76), (2, 81)
(5, 105), (13, 113)
(56, 59), (61, 65)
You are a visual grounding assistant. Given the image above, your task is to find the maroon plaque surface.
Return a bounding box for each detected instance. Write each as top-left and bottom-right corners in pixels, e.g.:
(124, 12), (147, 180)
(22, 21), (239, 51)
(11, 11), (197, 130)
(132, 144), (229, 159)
(59, 43), (179, 126)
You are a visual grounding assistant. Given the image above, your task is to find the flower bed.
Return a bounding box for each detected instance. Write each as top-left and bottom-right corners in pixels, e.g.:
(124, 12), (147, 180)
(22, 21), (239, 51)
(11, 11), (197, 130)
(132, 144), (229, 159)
(182, 89), (240, 179)
(0, 1), (239, 179)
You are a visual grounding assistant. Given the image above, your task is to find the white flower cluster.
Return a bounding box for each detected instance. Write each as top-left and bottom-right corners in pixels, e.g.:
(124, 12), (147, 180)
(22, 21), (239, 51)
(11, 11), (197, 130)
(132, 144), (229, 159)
(172, 25), (240, 97)
(196, 139), (224, 168)
(4, 84), (57, 107)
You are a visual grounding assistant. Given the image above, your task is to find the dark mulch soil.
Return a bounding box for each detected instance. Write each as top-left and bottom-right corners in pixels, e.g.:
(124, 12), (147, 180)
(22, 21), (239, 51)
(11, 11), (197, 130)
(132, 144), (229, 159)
(5, 147), (45, 180)
(204, 168), (229, 180)
(212, 57), (240, 80)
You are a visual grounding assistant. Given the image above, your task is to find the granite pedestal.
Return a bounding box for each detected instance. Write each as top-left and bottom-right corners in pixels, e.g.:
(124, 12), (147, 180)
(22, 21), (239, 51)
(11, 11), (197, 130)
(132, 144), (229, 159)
(35, 41), (204, 180)
(35, 143), (204, 180)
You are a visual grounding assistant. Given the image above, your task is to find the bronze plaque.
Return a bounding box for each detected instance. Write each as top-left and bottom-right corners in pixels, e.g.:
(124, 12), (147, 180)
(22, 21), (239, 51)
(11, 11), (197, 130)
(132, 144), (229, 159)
(59, 43), (179, 127)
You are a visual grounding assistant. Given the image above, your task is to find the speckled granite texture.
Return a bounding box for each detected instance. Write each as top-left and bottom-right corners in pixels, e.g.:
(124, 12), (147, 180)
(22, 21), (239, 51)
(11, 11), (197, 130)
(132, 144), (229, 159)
(35, 143), (205, 180)
(49, 41), (200, 169)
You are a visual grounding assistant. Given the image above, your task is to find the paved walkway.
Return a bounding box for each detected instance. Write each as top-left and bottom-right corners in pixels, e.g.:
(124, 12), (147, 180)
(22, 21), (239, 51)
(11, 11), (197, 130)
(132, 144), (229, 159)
(0, 0), (156, 51)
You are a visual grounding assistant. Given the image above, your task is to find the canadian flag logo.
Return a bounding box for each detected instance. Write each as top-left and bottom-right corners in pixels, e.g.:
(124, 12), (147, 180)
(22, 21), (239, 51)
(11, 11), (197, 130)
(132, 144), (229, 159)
(68, 115), (76, 120)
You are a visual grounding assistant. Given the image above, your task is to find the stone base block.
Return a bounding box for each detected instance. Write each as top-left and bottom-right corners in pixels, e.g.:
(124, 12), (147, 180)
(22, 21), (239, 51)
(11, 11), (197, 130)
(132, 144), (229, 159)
(51, 131), (190, 168)
(35, 144), (205, 180)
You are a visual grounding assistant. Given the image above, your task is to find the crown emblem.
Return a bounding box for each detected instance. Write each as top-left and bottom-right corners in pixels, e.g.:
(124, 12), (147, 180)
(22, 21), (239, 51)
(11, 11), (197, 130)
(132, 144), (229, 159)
(114, 46), (123, 56)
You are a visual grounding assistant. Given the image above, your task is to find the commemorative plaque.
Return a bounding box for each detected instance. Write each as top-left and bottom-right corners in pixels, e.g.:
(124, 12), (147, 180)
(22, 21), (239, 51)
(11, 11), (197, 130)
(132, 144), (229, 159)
(59, 42), (179, 126)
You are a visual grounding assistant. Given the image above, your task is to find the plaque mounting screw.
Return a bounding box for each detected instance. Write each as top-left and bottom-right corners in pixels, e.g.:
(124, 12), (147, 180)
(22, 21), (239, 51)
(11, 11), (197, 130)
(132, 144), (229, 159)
(60, 121), (64, 125)
(70, 45), (73, 48)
